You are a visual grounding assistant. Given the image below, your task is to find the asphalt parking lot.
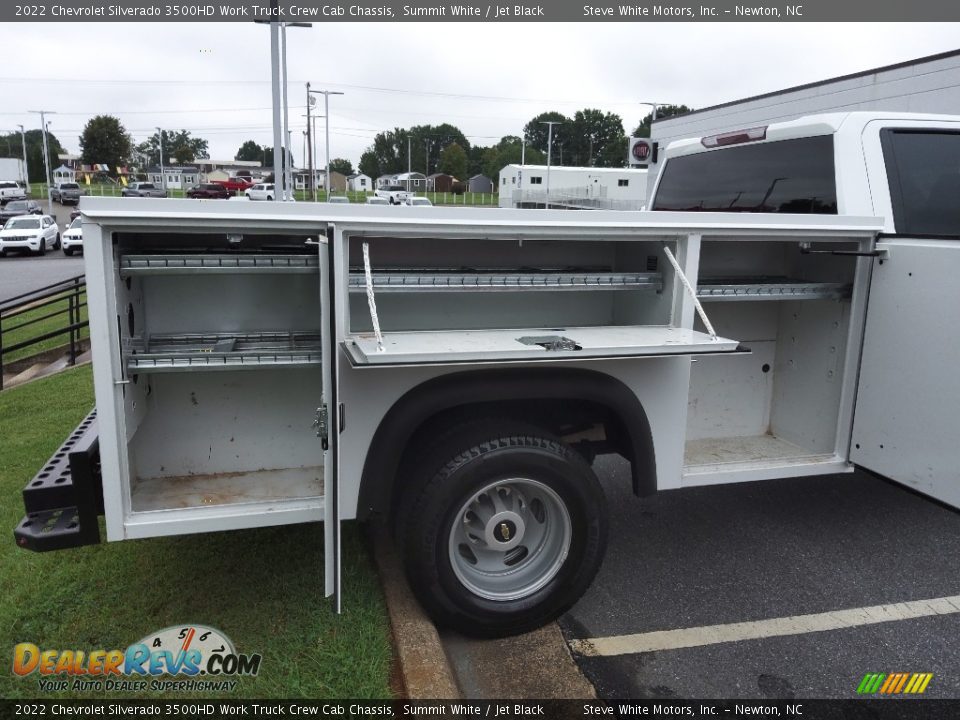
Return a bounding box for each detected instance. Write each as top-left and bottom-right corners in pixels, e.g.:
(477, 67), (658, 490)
(561, 456), (960, 699)
(0, 200), (84, 300)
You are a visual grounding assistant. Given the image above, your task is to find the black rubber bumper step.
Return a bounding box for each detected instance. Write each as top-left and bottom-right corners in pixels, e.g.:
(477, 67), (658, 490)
(14, 409), (103, 552)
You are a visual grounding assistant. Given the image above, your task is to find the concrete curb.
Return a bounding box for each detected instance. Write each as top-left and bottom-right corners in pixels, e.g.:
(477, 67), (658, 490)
(371, 523), (461, 700)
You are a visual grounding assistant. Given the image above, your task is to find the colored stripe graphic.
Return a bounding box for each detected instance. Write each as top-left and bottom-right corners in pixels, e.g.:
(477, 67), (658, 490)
(859, 672), (933, 694)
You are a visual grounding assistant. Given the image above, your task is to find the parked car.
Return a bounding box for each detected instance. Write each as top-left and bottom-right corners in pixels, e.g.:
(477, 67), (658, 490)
(70, 208), (81, 222)
(0, 180), (26, 204)
(366, 196), (389, 205)
(213, 177), (255, 193)
(0, 199), (42, 224)
(51, 182), (81, 205)
(245, 183), (275, 201)
(122, 182), (167, 198)
(61, 216), (83, 256)
(0, 214), (60, 256)
(404, 197), (433, 207)
(186, 183), (233, 199)
(328, 195), (350, 204)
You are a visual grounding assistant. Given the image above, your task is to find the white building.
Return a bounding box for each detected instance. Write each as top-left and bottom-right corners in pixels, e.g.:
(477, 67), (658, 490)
(649, 48), (960, 198)
(347, 173), (372, 192)
(498, 165), (648, 210)
(376, 172), (426, 191)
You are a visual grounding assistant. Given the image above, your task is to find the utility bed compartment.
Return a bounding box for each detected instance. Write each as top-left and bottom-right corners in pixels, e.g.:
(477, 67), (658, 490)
(111, 231), (327, 538)
(343, 233), (739, 366)
(683, 239), (865, 484)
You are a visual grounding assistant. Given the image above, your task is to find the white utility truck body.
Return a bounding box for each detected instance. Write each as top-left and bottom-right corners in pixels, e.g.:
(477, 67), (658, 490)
(15, 112), (960, 637)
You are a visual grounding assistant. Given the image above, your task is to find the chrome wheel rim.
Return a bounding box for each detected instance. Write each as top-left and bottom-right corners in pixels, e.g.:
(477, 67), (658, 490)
(448, 478), (571, 601)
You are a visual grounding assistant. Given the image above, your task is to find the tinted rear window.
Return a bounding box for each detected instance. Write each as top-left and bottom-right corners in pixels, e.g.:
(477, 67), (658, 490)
(882, 130), (960, 237)
(652, 135), (837, 214)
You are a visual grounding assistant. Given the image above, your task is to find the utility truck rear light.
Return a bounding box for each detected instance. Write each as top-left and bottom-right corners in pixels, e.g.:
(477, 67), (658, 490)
(702, 126), (768, 148)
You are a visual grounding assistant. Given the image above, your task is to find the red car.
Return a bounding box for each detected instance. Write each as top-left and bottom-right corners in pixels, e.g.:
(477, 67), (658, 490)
(213, 177), (255, 193)
(186, 183), (233, 199)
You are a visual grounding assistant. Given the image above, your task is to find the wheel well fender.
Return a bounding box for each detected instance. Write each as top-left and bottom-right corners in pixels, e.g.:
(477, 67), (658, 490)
(356, 367), (656, 519)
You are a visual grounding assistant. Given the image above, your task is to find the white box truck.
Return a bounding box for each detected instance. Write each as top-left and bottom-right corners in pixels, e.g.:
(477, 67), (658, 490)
(14, 112), (960, 637)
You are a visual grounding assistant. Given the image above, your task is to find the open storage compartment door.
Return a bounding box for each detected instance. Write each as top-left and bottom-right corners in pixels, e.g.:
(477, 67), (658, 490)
(342, 231), (741, 368)
(851, 239), (960, 509)
(321, 229), (341, 610)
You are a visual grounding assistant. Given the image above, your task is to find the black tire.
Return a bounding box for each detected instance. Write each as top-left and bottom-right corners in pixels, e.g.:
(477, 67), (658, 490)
(55, 233), (61, 250)
(266, 195), (273, 201)
(37, 239), (46, 256)
(398, 421), (607, 637)
(0, 249), (7, 258)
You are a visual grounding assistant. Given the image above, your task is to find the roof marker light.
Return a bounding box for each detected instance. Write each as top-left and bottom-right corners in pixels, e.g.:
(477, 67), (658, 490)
(701, 126), (768, 148)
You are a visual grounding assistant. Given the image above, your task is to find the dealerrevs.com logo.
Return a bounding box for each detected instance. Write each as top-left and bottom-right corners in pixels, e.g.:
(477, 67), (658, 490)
(13, 625), (261, 693)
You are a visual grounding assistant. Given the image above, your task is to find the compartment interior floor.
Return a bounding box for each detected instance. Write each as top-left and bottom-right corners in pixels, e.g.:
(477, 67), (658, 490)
(131, 466), (324, 512)
(684, 435), (831, 467)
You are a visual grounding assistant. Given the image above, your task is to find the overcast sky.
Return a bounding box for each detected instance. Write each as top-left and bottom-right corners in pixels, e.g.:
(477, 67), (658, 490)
(1, 22), (957, 168)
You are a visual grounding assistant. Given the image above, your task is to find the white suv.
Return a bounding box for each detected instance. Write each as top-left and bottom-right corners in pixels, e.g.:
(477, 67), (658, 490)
(62, 217), (83, 255)
(245, 183), (275, 201)
(0, 214), (59, 256)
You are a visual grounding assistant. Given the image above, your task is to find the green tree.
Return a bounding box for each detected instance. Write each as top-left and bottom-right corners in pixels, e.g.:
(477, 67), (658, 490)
(632, 104), (694, 138)
(329, 158), (354, 176)
(137, 130), (209, 166)
(523, 111), (572, 159)
(0, 129), (66, 183)
(362, 124), (471, 178)
(358, 150), (380, 181)
(481, 136), (545, 181)
(570, 109), (627, 168)
(79, 115), (132, 171)
(438, 142), (468, 180)
(235, 140), (265, 162)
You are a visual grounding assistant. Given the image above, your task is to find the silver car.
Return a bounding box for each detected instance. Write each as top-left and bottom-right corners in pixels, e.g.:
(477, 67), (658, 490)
(122, 182), (167, 198)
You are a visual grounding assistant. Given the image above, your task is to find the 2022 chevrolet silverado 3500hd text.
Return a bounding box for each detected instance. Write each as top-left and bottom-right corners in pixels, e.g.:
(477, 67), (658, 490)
(14, 112), (960, 637)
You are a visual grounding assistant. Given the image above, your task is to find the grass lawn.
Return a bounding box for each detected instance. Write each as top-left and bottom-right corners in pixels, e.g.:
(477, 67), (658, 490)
(1, 290), (89, 365)
(0, 365), (393, 699)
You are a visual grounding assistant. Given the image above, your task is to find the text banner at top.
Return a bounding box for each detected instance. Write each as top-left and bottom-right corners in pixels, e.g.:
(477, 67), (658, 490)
(5, 0), (960, 23)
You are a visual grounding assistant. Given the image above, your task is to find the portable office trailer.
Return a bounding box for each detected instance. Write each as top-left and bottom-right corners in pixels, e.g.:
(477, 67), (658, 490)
(498, 165), (648, 210)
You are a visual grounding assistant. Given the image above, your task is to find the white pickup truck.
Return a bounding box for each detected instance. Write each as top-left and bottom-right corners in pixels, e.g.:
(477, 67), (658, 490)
(15, 112), (960, 638)
(374, 184), (413, 204)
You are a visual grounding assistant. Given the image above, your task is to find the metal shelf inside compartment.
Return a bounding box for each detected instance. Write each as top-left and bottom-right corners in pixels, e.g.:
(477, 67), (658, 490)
(125, 331), (322, 372)
(347, 268), (663, 293)
(696, 277), (852, 302)
(120, 254), (318, 276)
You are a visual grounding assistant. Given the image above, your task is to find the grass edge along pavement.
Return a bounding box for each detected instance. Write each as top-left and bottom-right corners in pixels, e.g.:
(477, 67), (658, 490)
(0, 365), (393, 700)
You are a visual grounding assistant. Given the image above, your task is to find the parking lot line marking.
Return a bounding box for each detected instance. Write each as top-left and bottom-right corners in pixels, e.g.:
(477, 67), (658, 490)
(569, 593), (960, 657)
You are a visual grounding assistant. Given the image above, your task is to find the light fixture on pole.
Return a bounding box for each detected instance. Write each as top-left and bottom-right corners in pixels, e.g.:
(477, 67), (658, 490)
(17, 124), (29, 194)
(308, 89), (344, 202)
(539, 120), (562, 209)
(29, 110), (56, 215)
(156, 126), (164, 191)
(257, 15), (312, 202)
(639, 101), (667, 123)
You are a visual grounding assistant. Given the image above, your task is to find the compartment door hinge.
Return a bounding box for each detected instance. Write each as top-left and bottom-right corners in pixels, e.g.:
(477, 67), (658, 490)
(314, 404), (329, 450)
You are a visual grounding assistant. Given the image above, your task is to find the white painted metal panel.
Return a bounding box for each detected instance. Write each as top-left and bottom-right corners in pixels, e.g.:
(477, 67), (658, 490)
(345, 326), (739, 367)
(851, 240), (960, 509)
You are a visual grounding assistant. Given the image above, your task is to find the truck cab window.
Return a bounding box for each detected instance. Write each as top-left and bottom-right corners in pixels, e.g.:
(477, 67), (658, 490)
(652, 136), (837, 214)
(882, 130), (960, 237)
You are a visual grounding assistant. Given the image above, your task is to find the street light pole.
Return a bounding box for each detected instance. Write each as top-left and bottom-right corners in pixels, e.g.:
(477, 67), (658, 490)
(156, 126), (164, 191)
(17, 124), (29, 194)
(539, 120), (562, 209)
(29, 110), (56, 214)
(308, 89), (344, 202)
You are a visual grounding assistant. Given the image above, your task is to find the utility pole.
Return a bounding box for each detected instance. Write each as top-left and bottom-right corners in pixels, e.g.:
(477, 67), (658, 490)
(539, 121), (562, 209)
(156, 126), (164, 191)
(29, 110), (56, 214)
(17, 124), (29, 194)
(306, 83), (313, 200)
(407, 136), (411, 176)
(308, 89), (344, 202)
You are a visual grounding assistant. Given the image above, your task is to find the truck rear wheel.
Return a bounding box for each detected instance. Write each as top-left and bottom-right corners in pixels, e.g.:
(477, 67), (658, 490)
(398, 422), (607, 637)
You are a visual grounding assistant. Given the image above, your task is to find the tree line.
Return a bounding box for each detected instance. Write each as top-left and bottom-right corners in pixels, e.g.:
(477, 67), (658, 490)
(0, 105), (693, 184)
